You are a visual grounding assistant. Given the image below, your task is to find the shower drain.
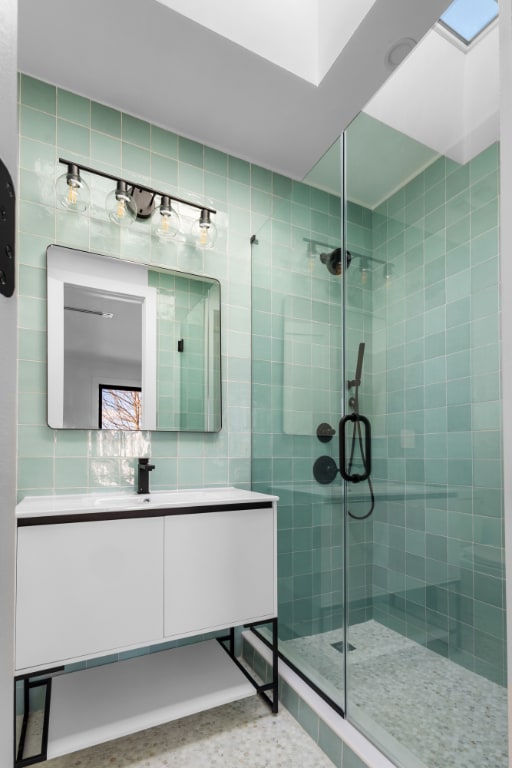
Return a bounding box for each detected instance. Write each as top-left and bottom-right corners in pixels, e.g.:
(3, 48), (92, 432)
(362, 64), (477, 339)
(331, 640), (356, 653)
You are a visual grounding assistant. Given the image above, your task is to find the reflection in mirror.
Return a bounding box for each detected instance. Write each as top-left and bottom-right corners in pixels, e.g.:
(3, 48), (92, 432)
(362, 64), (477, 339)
(47, 245), (221, 432)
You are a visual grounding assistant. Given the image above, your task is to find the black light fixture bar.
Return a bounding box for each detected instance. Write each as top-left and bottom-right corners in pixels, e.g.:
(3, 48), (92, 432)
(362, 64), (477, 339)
(340, 248), (389, 268)
(58, 158), (216, 215)
(350, 251), (386, 267)
(303, 238), (333, 250)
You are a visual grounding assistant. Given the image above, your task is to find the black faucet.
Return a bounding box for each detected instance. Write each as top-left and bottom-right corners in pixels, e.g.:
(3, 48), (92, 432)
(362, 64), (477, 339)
(137, 458), (155, 494)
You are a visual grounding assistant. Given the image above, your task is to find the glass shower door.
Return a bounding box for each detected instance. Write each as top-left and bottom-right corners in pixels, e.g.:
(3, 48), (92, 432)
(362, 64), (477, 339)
(343, 105), (507, 767)
(250, 160), (348, 712)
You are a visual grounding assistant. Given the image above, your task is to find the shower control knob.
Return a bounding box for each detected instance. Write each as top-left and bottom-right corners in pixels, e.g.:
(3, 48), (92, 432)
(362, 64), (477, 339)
(313, 455), (338, 484)
(316, 422), (336, 443)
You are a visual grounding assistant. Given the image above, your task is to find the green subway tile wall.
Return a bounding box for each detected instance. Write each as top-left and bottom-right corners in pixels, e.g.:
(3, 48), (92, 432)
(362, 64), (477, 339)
(251, 192), (381, 642)
(251, 188), (368, 641)
(17, 74), (257, 499)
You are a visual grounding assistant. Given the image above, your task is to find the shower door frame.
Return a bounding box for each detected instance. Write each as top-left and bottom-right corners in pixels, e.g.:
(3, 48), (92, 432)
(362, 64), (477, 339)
(499, 4), (512, 761)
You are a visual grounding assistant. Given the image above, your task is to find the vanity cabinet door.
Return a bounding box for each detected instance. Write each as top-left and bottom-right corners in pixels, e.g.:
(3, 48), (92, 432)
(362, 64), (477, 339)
(164, 507), (276, 638)
(16, 518), (164, 671)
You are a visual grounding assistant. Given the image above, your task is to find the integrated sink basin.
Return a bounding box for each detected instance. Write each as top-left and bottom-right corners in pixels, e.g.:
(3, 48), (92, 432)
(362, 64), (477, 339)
(16, 487), (279, 519)
(89, 489), (249, 509)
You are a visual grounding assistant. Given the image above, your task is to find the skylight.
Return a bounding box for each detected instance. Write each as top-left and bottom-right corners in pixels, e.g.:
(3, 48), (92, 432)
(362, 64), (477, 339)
(440, 0), (498, 44)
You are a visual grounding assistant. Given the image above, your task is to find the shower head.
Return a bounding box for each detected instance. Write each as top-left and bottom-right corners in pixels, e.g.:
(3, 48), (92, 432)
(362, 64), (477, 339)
(319, 248), (352, 275)
(319, 247), (341, 275)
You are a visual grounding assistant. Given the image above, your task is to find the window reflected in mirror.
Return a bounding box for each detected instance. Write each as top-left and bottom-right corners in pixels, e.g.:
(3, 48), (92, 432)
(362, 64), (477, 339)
(99, 385), (142, 430)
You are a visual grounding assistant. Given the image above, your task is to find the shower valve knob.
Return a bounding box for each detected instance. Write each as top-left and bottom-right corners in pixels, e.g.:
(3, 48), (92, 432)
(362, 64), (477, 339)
(316, 422), (335, 443)
(313, 455), (338, 484)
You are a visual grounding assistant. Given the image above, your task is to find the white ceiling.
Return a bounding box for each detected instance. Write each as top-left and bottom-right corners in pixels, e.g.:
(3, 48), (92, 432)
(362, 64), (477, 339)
(17, 0), (450, 183)
(154, 0), (378, 85)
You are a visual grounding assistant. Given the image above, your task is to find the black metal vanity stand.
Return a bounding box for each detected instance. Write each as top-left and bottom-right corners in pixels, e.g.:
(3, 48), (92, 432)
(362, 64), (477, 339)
(14, 621), (279, 767)
(218, 616), (279, 715)
(14, 670), (55, 767)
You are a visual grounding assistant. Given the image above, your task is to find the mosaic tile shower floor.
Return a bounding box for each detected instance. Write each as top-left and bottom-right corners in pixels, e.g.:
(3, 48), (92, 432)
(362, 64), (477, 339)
(282, 619), (508, 768)
(32, 697), (334, 768)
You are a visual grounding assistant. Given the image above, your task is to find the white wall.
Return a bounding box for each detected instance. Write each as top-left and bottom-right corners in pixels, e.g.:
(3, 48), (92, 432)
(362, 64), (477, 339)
(0, 0), (17, 762)
(318, 0), (377, 81)
(366, 23), (500, 165)
(498, 0), (512, 754)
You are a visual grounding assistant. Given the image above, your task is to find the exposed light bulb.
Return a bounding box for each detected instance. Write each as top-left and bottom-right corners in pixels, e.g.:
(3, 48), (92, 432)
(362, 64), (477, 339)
(55, 163), (90, 212)
(359, 256), (369, 285)
(191, 209), (217, 250)
(151, 195), (181, 241)
(106, 181), (137, 227)
(117, 198), (127, 219)
(383, 263), (393, 282)
(68, 184), (78, 206)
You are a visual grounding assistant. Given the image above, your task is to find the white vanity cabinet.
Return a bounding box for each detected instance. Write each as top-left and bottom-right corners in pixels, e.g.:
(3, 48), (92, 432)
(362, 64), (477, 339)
(15, 517), (164, 671)
(14, 488), (278, 766)
(164, 506), (275, 638)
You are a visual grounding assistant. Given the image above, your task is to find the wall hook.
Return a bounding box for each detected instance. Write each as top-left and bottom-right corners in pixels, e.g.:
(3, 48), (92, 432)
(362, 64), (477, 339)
(0, 158), (15, 298)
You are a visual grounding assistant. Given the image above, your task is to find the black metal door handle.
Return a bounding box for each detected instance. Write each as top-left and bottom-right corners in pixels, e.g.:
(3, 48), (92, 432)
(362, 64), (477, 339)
(339, 413), (372, 483)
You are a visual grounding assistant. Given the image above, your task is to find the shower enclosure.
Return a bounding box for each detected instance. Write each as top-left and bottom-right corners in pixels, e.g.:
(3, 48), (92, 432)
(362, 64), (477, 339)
(251, 9), (507, 768)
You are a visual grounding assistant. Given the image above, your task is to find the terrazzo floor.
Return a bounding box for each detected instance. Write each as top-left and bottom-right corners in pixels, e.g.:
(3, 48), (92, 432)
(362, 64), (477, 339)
(282, 620), (508, 768)
(20, 696), (335, 768)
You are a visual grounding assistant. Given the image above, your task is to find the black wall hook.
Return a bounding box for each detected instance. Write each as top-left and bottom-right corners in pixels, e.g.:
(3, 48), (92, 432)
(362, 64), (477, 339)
(0, 158), (15, 298)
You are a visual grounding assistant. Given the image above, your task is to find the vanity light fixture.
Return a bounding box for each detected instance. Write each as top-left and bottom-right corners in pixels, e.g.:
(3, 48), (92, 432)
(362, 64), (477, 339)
(309, 239), (396, 285)
(55, 162), (91, 213)
(56, 158), (217, 247)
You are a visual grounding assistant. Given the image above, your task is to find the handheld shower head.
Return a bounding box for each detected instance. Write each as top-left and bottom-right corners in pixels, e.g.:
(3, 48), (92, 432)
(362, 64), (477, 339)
(348, 342), (366, 413)
(348, 342), (365, 389)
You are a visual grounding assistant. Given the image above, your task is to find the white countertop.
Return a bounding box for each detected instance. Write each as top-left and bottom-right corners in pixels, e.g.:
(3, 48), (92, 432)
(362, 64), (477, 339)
(16, 487), (278, 518)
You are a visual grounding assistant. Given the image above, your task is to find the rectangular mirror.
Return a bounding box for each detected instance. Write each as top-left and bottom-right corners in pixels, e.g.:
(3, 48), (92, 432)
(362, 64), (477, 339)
(47, 245), (221, 431)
